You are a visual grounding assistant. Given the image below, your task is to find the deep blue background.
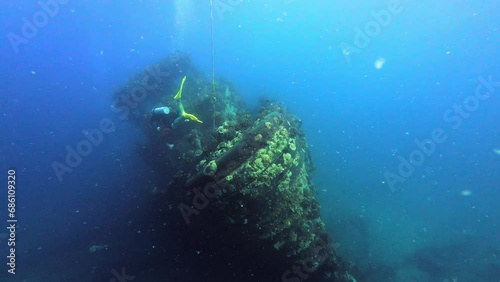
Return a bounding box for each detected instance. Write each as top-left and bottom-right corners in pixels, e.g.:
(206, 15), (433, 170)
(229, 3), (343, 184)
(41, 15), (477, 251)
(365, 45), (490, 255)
(1, 1), (499, 281)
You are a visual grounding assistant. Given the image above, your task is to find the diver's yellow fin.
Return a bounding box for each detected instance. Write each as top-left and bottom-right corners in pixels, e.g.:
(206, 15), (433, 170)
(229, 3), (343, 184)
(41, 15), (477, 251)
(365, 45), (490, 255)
(182, 112), (203, 123)
(174, 76), (187, 100)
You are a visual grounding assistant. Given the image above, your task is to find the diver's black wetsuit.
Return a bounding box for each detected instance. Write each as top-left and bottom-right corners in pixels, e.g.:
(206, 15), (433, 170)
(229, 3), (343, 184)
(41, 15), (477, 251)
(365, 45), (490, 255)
(150, 107), (175, 134)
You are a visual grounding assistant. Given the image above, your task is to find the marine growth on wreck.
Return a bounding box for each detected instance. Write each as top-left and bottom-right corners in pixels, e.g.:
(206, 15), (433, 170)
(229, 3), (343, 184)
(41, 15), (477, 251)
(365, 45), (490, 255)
(114, 52), (357, 282)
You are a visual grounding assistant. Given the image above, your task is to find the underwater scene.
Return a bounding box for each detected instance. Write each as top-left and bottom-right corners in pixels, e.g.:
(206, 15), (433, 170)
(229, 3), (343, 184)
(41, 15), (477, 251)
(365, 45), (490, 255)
(1, 1), (500, 282)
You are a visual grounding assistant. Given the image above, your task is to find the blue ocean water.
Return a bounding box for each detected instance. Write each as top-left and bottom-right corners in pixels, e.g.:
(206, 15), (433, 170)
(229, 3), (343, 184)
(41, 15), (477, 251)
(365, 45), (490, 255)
(1, 1), (499, 281)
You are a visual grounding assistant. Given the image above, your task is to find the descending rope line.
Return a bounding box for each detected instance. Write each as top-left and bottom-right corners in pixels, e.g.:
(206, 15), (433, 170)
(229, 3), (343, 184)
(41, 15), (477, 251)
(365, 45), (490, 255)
(210, 0), (215, 91)
(210, 0), (216, 129)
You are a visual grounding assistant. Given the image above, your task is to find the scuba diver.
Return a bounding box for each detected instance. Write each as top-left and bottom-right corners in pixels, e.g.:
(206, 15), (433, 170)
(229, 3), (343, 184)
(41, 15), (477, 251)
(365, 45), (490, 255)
(149, 76), (203, 136)
(150, 106), (175, 134)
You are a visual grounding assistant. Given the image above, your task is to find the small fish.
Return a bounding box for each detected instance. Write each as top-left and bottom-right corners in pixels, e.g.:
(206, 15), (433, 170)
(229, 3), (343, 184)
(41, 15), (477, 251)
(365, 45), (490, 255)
(493, 148), (500, 155)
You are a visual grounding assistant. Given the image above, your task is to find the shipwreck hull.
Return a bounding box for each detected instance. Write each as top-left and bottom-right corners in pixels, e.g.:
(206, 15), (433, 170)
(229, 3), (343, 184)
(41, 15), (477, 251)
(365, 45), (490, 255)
(166, 105), (356, 282)
(116, 53), (356, 281)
